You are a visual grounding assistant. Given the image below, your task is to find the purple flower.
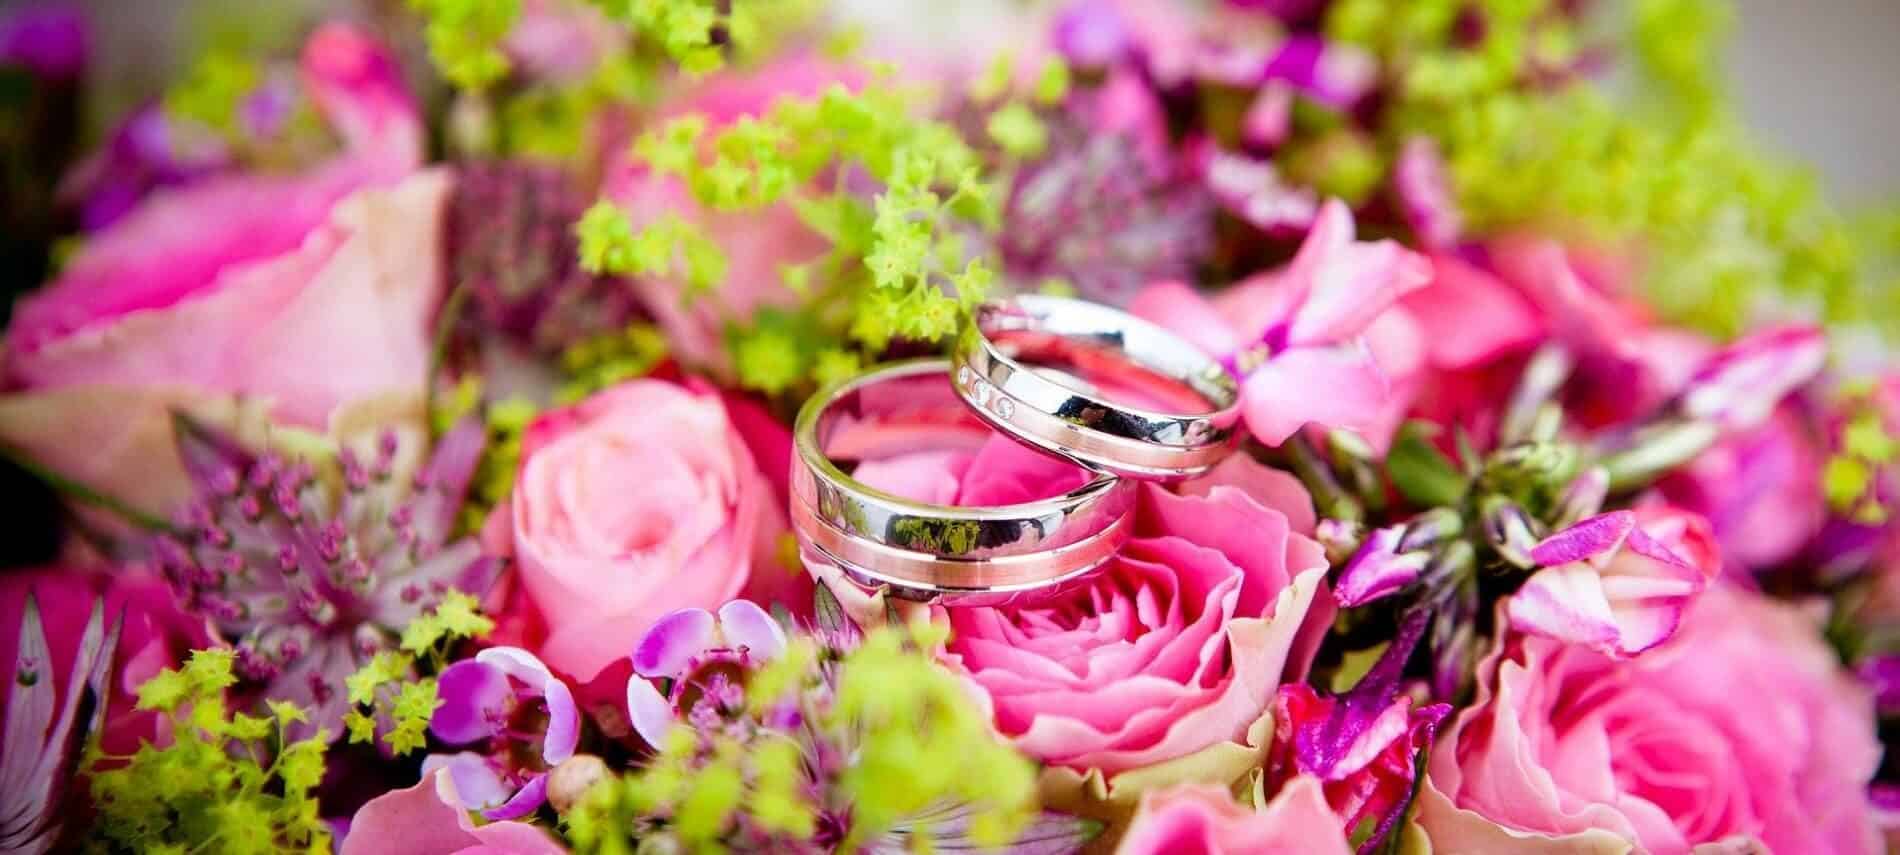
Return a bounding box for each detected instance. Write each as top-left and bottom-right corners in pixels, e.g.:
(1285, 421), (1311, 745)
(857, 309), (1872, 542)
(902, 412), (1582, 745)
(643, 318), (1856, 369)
(1052, 0), (1131, 68)
(1507, 509), (1714, 657)
(425, 647), (580, 821)
(1, 593), (118, 855)
(59, 104), (232, 232)
(1860, 654), (1900, 715)
(0, 3), (87, 80)
(1333, 525), (1429, 607)
(1679, 324), (1827, 432)
(151, 416), (500, 740)
(1201, 146), (1318, 235)
(624, 600), (787, 748)
(1260, 35), (1377, 110)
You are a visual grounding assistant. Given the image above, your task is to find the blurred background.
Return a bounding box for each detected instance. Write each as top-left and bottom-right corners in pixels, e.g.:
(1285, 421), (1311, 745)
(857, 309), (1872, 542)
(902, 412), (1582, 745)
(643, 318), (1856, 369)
(34, 0), (1900, 202)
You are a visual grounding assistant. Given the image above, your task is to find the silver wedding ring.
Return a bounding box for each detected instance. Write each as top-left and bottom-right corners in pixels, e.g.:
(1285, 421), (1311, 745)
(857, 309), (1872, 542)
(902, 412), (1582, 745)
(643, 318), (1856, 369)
(791, 360), (1136, 605)
(792, 296), (1241, 604)
(953, 295), (1241, 480)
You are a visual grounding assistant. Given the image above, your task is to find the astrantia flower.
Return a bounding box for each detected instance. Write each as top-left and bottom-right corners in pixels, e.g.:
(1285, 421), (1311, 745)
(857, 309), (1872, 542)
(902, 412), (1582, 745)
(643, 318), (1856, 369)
(1506, 507), (1718, 658)
(1, 594), (118, 855)
(447, 160), (642, 356)
(150, 416), (500, 739)
(425, 647), (580, 820)
(992, 95), (1213, 305)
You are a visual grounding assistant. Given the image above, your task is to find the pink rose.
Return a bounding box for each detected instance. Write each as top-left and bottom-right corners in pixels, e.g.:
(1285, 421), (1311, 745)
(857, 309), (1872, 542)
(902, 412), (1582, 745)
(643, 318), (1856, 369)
(0, 23), (441, 524)
(502, 378), (785, 684)
(0, 565), (212, 755)
(1114, 779), (1350, 855)
(1420, 584), (1884, 854)
(601, 56), (849, 376)
(921, 439), (1331, 776)
(342, 769), (566, 855)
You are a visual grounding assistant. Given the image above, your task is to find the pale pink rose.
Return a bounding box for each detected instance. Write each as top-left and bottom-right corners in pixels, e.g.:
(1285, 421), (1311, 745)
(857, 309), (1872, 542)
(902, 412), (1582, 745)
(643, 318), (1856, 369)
(601, 56), (851, 376)
(342, 769), (566, 855)
(0, 565), (212, 756)
(927, 438), (1331, 776)
(1114, 778), (1350, 855)
(0, 23), (439, 523)
(1507, 507), (1719, 658)
(1129, 199), (1432, 447)
(1421, 584), (1884, 855)
(503, 378), (784, 684)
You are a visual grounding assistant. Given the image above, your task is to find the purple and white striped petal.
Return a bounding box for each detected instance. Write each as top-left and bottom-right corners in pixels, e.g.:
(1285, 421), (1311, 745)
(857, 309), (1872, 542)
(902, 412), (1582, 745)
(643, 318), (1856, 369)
(430, 659), (510, 744)
(1512, 511), (1709, 657)
(631, 608), (716, 678)
(1680, 324), (1827, 432)
(1333, 526), (1428, 607)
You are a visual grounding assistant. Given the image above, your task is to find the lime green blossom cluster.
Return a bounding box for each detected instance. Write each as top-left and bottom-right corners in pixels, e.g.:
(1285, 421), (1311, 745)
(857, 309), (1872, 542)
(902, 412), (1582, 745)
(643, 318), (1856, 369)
(87, 650), (332, 854)
(558, 322), (671, 403)
(1327, 0), (1889, 339)
(164, 48), (260, 133)
(589, 0), (822, 74)
(1825, 389), (1899, 524)
(576, 74), (1002, 394)
(565, 620), (1040, 853)
(406, 0), (522, 91)
(341, 592), (496, 755)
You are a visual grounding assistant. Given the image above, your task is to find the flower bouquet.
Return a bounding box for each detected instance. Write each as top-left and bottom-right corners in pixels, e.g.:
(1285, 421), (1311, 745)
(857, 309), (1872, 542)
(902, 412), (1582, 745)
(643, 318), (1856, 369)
(0, 1), (1895, 853)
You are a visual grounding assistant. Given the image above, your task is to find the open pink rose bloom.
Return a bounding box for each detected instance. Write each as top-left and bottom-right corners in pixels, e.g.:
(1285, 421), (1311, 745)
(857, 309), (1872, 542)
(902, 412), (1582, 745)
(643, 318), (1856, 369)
(0, 1), (1891, 853)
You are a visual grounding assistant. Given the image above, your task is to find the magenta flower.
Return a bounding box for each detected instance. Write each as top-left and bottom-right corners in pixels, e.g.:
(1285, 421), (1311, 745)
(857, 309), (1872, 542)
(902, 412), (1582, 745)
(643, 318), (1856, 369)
(0, 3), (87, 80)
(425, 647), (580, 821)
(1507, 508), (1717, 658)
(1678, 323), (1828, 432)
(1130, 199), (1432, 446)
(623, 600), (787, 748)
(1263, 612), (1449, 854)
(1332, 525), (1429, 608)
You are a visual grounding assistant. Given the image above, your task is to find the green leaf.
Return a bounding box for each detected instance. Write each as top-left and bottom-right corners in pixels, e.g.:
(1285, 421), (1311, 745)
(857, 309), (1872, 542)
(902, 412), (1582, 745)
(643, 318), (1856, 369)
(1386, 422), (1469, 507)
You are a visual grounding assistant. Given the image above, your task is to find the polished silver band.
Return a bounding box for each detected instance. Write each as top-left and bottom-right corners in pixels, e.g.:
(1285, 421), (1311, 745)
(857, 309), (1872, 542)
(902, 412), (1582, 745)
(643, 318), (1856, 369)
(952, 295), (1242, 480)
(791, 359), (1136, 605)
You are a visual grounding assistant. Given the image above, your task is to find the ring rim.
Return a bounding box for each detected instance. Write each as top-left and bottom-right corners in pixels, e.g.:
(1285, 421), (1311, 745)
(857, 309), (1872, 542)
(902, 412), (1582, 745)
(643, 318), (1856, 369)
(953, 295), (1242, 480)
(791, 359), (1134, 604)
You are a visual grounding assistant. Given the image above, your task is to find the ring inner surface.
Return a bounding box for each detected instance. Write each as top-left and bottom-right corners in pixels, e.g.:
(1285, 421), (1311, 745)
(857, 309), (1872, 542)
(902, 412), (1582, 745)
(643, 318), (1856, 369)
(794, 361), (1131, 568)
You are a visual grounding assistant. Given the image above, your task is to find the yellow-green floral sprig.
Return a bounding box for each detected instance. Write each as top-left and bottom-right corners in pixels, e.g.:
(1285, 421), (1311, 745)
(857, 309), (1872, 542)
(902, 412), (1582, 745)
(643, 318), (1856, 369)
(87, 650), (332, 853)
